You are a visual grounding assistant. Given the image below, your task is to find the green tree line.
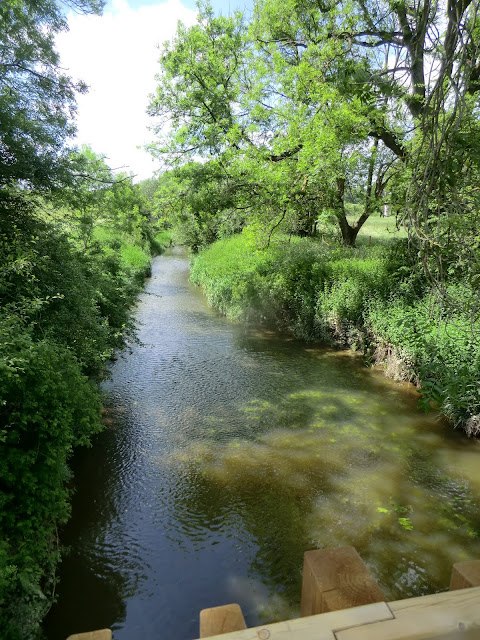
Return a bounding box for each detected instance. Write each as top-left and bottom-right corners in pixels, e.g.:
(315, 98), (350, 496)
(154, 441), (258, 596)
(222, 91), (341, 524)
(149, 0), (480, 291)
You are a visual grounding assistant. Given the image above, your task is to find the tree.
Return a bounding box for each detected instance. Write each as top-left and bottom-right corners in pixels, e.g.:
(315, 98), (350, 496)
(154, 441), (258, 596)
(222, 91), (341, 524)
(0, 0), (103, 191)
(252, 0), (480, 257)
(52, 146), (115, 247)
(149, 0), (480, 251)
(148, 1), (396, 245)
(154, 161), (247, 249)
(49, 146), (150, 249)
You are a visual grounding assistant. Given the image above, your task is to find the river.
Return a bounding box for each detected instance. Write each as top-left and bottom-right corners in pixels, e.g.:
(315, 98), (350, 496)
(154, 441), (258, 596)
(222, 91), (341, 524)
(45, 248), (480, 640)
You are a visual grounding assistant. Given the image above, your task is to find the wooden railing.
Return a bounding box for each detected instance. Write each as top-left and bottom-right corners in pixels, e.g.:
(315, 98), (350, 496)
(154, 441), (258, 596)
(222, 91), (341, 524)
(67, 547), (480, 640)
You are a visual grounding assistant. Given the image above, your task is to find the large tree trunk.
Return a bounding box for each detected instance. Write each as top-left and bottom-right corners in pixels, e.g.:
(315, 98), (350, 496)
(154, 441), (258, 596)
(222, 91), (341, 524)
(336, 141), (382, 247)
(341, 223), (359, 247)
(335, 177), (363, 247)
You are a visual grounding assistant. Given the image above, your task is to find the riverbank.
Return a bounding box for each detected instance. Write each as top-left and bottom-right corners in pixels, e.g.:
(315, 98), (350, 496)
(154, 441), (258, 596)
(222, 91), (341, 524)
(190, 230), (480, 436)
(0, 198), (171, 639)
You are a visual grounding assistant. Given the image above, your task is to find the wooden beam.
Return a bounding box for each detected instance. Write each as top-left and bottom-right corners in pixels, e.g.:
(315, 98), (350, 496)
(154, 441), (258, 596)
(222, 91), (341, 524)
(66, 631), (112, 640)
(300, 546), (385, 616)
(337, 585), (480, 639)
(192, 588), (480, 640)
(200, 603), (247, 638)
(194, 601), (393, 640)
(450, 560), (480, 591)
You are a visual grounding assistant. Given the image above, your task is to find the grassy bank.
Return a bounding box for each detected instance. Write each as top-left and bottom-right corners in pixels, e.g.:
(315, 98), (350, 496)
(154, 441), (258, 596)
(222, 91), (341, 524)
(190, 230), (480, 435)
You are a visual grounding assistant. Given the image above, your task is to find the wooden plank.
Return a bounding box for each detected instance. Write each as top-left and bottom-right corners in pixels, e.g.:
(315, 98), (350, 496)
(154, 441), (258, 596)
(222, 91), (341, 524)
(66, 631), (112, 640)
(389, 584), (480, 615)
(336, 585), (480, 640)
(194, 601), (393, 640)
(450, 560), (480, 590)
(200, 604), (247, 638)
(300, 547), (385, 616)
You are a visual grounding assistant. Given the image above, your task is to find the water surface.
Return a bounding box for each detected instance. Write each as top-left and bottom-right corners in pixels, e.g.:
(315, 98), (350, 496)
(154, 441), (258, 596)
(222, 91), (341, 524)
(45, 248), (480, 639)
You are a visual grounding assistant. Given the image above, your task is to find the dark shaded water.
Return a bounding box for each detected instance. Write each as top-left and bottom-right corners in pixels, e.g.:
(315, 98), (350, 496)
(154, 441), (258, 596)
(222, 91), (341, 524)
(45, 248), (480, 640)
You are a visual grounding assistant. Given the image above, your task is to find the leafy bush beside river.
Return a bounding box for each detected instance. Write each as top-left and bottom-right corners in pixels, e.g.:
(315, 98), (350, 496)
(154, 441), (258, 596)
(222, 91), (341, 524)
(190, 231), (480, 434)
(0, 191), (160, 639)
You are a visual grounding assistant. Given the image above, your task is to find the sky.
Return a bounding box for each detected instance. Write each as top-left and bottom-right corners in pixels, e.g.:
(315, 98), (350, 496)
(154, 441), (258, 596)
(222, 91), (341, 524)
(56, 0), (253, 182)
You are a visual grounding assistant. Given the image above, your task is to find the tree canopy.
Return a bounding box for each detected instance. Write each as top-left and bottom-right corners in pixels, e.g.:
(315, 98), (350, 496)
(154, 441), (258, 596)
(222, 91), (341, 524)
(0, 3), (163, 636)
(149, 0), (480, 252)
(0, 0), (103, 190)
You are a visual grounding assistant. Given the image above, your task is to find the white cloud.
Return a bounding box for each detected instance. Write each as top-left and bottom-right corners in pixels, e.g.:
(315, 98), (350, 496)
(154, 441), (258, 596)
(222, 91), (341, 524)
(56, 0), (197, 181)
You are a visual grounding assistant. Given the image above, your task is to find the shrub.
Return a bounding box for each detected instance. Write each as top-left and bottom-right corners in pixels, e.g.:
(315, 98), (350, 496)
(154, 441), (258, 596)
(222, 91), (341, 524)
(0, 191), (153, 636)
(367, 294), (480, 426)
(0, 318), (102, 639)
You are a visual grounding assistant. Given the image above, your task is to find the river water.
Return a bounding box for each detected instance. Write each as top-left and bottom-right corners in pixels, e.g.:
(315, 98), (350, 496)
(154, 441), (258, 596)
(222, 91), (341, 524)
(45, 248), (480, 640)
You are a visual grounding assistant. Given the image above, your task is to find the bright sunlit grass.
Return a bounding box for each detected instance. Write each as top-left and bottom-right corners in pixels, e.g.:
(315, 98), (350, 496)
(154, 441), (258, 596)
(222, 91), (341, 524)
(353, 214), (407, 246)
(120, 243), (150, 270)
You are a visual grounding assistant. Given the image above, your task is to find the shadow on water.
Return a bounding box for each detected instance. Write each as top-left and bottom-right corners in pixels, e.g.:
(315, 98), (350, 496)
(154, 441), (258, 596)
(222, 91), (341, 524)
(44, 424), (132, 638)
(44, 249), (480, 640)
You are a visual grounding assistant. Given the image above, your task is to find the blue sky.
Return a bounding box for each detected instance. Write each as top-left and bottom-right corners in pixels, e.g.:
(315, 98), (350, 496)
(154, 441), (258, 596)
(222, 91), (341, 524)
(56, 0), (253, 180)
(113, 0), (254, 14)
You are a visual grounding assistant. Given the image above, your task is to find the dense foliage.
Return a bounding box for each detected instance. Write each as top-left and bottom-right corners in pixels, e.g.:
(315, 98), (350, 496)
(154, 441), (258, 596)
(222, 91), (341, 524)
(152, 160), (247, 250)
(0, 0), (103, 189)
(0, 180), (159, 637)
(1, 0), (480, 632)
(151, 0), (480, 434)
(0, 0), (166, 636)
(149, 0), (480, 255)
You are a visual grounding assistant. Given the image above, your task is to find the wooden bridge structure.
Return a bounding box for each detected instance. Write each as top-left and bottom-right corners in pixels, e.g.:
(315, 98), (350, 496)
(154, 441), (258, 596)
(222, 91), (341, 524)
(67, 547), (480, 640)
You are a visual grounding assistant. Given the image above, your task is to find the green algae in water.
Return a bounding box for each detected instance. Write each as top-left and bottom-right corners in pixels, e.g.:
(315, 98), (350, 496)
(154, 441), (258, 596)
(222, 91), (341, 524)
(167, 381), (480, 606)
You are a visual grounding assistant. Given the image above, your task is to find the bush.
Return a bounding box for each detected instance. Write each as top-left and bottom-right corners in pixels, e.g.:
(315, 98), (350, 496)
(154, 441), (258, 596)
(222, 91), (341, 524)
(0, 191), (153, 636)
(150, 229), (173, 253)
(0, 318), (102, 639)
(367, 294), (480, 427)
(191, 231), (390, 340)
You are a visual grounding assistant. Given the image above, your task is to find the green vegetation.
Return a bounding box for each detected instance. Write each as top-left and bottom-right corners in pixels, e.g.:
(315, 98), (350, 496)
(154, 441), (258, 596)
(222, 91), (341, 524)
(0, 183), (161, 637)
(0, 1), (168, 634)
(149, 0), (480, 268)
(149, 0), (480, 436)
(2, 0), (480, 632)
(191, 231), (480, 431)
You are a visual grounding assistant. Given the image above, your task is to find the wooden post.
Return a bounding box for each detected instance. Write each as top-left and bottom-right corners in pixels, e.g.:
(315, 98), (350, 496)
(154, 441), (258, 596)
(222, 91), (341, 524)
(450, 560), (480, 590)
(66, 631), (112, 640)
(200, 603), (247, 638)
(300, 546), (385, 616)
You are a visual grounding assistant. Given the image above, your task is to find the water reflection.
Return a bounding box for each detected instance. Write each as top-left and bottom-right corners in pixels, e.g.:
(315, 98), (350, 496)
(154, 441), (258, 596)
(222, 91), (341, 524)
(44, 420), (135, 638)
(45, 249), (480, 640)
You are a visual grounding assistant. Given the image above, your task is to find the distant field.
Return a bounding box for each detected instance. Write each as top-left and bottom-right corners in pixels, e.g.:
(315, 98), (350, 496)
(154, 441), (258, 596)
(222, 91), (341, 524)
(351, 214), (407, 246)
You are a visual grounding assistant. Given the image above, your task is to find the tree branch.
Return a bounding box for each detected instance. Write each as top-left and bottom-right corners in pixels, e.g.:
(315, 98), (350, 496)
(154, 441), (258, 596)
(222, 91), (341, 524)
(269, 145), (302, 162)
(369, 127), (406, 160)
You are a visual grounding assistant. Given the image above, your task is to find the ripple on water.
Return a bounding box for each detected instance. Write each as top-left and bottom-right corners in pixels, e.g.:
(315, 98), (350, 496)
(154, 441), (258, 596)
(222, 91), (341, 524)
(45, 251), (480, 640)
